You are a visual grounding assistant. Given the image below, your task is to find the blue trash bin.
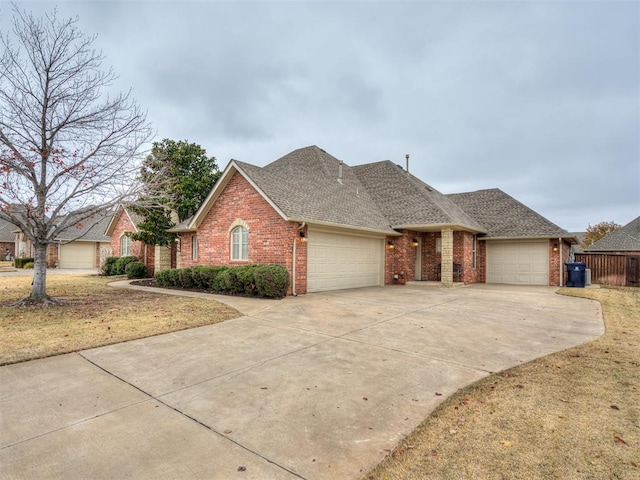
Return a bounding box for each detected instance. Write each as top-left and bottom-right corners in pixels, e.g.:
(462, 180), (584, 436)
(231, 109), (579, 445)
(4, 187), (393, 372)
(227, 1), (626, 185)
(565, 262), (586, 288)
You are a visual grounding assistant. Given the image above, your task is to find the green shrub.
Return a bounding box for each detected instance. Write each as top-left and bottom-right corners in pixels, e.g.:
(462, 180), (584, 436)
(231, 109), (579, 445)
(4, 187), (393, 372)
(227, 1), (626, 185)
(125, 261), (147, 279)
(179, 268), (195, 288)
(103, 257), (119, 276)
(22, 261), (34, 269)
(113, 256), (138, 275)
(210, 267), (228, 292)
(154, 269), (170, 287)
(166, 268), (181, 287)
(152, 264), (288, 298)
(15, 257), (34, 268)
(254, 264), (290, 298)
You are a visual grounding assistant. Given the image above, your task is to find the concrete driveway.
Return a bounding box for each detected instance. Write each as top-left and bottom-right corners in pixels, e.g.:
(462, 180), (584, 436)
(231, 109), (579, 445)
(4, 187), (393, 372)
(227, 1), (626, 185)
(0, 283), (603, 479)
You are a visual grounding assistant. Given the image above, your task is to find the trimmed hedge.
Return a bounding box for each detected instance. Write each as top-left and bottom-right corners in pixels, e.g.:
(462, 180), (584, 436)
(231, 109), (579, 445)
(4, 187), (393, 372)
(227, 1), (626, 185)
(154, 264), (289, 299)
(125, 261), (147, 279)
(15, 257), (35, 268)
(22, 261), (34, 269)
(103, 256), (139, 276)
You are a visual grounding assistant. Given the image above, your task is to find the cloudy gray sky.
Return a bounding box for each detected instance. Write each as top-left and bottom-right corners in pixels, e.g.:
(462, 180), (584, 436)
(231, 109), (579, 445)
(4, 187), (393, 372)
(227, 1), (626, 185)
(2, 0), (638, 231)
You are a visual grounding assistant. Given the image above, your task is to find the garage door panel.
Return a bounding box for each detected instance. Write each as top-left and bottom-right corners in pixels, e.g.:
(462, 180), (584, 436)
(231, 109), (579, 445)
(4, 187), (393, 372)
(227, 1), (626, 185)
(487, 241), (548, 286)
(59, 242), (95, 269)
(307, 229), (383, 293)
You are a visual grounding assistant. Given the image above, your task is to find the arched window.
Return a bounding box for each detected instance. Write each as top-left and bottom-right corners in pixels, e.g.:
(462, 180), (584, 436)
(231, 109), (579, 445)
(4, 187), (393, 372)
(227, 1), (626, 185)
(230, 226), (248, 260)
(120, 235), (131, 257)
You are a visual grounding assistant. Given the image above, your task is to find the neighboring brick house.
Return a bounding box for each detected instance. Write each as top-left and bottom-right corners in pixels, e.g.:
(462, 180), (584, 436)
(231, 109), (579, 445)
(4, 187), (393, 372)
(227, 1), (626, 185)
(7, 212), (112, 268)
(169, 146), (576, 294)
(105, 208), (177, 276)
(105, 208), (154, 274)
(0, 219), (16, 260)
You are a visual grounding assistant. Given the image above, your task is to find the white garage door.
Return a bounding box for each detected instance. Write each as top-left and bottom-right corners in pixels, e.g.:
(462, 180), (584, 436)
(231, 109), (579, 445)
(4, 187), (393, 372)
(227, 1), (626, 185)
(307, 229), (384, 292)
(59, 242), (95, 268)
(487, 241), (548, 285)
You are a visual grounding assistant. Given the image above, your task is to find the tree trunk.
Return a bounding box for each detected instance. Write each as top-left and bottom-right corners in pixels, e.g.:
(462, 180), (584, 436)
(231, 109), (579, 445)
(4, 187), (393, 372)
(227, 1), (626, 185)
(30, 243), (49, 301)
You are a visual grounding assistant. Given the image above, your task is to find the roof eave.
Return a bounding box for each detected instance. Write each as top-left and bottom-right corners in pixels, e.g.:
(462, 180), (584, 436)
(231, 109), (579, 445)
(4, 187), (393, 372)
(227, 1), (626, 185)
(289, 217), (398, 236)
(392, 223), (486, 234)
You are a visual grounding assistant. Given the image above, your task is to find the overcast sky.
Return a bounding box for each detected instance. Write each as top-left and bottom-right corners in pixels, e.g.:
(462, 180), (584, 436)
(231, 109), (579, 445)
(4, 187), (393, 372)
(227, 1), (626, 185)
(2, 0), (638, 232)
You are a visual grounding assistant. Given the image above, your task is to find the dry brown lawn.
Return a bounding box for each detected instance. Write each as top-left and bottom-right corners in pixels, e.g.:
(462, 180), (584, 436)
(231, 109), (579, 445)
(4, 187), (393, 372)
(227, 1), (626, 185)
(0, 274), (241, 365)
(365, 287), (639, 480)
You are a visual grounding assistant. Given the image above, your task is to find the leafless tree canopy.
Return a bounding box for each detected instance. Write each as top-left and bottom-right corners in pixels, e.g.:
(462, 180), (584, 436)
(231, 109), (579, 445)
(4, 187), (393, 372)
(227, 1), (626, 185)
(0, 5), (154, 301)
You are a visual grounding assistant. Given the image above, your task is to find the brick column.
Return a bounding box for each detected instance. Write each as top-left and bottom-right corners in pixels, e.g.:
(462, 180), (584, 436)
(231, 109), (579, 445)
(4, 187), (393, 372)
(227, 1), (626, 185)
(441, 227), (453, 286)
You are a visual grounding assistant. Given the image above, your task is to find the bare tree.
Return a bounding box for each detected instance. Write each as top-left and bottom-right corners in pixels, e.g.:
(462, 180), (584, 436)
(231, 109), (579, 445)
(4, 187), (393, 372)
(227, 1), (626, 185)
(0, 6), (153, 304)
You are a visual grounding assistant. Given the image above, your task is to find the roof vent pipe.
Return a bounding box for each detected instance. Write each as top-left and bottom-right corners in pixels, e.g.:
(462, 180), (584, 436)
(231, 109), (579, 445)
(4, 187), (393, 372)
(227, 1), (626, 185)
(405, 154), (410, 173)
(338, 160), (343, 184)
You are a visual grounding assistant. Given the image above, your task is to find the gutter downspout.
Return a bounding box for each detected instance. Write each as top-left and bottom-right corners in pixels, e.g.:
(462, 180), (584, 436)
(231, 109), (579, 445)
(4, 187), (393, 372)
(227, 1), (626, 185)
(559, 237), (563, 287)
(292, 236), (297, 296)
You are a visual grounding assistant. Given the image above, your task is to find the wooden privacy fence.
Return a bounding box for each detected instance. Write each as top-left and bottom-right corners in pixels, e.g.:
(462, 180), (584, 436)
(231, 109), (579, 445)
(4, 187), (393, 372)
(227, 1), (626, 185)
(574, 253), (640, 287)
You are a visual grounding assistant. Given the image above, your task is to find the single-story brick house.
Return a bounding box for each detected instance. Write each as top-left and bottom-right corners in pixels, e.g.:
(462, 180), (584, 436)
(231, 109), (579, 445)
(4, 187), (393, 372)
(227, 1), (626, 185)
(10, 213), (112, 268)
(105, 207), (176, 275)
(169, 146), (577, 294)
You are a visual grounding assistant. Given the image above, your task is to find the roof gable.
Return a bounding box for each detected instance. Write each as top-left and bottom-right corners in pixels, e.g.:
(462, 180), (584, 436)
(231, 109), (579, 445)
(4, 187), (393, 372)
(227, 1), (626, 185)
(105, 207), (141, 237)
(586, 216), (640, 251)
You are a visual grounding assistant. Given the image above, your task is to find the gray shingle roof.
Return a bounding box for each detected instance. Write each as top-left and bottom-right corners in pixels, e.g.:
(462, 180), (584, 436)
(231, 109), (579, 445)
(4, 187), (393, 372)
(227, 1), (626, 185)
(353, 161), (485, 231)
(54, 211), (112, 242)
(448, 189), (571, 238)
(0, 218), (17, 242)
(235, 146), (396, 233)
(585, 216), (640, 251)
(186, 145), (575, 239)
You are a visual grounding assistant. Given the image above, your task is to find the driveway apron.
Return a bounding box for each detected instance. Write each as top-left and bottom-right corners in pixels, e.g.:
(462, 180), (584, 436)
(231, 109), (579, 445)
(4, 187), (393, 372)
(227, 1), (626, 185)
(0, 284), (603, 479)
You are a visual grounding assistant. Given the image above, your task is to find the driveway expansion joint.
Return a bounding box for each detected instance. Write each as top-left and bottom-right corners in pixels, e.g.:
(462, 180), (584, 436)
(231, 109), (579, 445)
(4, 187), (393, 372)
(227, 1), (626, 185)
(77, 352), (306, 479)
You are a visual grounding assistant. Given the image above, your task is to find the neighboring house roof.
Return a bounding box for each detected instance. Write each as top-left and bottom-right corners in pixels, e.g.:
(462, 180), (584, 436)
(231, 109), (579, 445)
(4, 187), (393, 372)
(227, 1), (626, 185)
(585, 216), (640, 251)
(0, 218), (17, 242)
(175, 145), (571, 240)
(447, 189), (575, 240)
(54, 211), (112, 242)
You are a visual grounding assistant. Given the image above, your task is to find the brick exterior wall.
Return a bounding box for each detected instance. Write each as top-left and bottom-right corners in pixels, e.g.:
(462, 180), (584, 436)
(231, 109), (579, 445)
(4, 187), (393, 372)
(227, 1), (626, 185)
(110, 210), (153, 275)
(182, 172), (305, 294)
(1, 242), (14, 260)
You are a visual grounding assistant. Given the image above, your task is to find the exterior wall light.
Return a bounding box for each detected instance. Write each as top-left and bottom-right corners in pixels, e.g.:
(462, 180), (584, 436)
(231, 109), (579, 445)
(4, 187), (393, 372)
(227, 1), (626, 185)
(553, 242), (559, 252)
(299, 231), (308, 242)
(387, 241), (395, 249)
(412, 238), (419, 247)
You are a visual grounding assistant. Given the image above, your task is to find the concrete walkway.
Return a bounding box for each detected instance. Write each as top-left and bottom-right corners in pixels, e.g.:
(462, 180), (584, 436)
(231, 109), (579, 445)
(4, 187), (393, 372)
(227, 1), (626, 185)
(0, 283), (604, 479)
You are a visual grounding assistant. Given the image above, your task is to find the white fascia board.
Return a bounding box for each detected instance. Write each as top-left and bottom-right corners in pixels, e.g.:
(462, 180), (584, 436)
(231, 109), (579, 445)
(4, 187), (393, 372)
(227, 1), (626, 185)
(393, 223), (486, 234)
(289, 217), (398, 236)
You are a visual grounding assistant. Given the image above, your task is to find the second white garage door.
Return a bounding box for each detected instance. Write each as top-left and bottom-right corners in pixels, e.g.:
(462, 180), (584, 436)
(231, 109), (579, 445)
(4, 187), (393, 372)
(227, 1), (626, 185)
(307, 229), (384, 292)
(486, 241), (549, 285)
(59, 242), (95, 268)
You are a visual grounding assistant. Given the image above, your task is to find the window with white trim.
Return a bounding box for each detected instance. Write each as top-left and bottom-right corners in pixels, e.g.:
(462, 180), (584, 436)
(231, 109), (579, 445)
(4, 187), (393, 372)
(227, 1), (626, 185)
(472, 234), (477, 269)
(192, 235), (198, 261)
(435, 237), (442, 254)
(231, 226), (248, 260)
(120, 235), (131, 257)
